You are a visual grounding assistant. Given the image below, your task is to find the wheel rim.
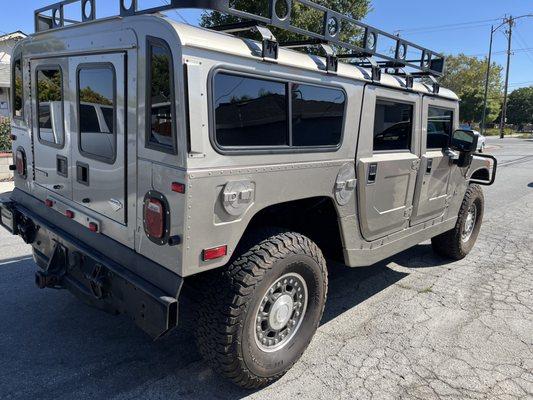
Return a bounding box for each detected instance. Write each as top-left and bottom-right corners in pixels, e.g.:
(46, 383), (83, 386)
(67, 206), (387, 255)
(254, 272), (308, 353)
(462, 203), (477, 242)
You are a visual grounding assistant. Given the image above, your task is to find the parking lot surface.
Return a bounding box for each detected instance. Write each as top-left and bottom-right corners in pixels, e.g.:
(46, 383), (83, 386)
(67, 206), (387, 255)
(0, 137), (532, 399)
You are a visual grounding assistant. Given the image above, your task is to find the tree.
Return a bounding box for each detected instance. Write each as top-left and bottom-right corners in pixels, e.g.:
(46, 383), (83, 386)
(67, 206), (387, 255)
(506, 86), (533, 127)
(439, 54), (503, 124)
(200, 0), (372, 45)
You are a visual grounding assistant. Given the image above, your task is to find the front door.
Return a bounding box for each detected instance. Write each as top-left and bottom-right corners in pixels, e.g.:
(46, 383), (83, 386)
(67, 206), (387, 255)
(31, 58), (72, 199)
(357, 86), (421, 241)
(69, 53), (127, 224)
(410, 97), (458, 225)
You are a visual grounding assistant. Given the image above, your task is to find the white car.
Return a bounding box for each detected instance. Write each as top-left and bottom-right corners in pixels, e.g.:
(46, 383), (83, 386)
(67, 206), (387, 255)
(460, 125), (486, 152)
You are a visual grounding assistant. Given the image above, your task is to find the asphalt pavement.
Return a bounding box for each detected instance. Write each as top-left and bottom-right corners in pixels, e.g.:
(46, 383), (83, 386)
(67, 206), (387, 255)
(0, 137), (532, 399)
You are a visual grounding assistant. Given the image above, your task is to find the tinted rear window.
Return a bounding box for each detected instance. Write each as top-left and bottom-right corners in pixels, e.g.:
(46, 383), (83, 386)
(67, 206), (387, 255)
(37, 68), (64, 146)
(292, 84), (345, 147)
(78, 66), (116, 162)
(214, 73), (288, 147)
(373, 100), (413, 151)
(13, 58), (23, 118)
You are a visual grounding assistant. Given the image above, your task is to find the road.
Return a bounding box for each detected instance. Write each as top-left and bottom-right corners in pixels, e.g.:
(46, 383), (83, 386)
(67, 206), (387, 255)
(0, 137), (532, 400)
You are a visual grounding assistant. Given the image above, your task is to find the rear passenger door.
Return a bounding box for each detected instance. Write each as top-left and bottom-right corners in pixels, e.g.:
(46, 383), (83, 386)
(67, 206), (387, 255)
(410, 97), (457, 225)
(357, 86), (421, 241)
(69, 53), (127, 224)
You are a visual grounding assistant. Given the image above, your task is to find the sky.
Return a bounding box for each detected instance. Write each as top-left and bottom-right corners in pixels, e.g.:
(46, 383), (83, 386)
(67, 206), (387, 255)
(2, 0), (532, 90)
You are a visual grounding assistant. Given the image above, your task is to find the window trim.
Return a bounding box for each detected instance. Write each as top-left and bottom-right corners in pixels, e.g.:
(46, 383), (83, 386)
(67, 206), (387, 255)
(76, 62), (117, 164)
(372, 97), (415, 154)
(208, 67), (347, 155)
(426, 105), (454, 150)
(35, 64), (65, 150)
(145, 36), (177, 155)
(12, 56), (24, 120)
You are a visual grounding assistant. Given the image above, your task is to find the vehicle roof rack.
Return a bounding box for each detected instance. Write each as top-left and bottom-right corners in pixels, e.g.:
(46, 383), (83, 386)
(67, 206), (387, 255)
(35, 0), (446, 79)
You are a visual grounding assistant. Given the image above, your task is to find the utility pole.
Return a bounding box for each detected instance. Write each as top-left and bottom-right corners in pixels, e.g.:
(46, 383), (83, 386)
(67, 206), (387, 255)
(480, 25), (494, 136)
(499, 16), (514, 139)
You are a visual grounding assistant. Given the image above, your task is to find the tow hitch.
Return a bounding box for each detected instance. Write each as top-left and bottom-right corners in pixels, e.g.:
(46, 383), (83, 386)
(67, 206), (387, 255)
(35, 243), (68, 289)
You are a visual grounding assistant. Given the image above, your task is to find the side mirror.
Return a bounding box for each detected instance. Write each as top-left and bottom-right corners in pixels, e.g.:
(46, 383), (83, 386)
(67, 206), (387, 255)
(451, 129), (479, 167)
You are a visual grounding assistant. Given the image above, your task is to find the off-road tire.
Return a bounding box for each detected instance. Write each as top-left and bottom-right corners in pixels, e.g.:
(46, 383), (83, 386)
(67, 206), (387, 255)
(432, 184), (484, 260)
(195, 230), (328, 389)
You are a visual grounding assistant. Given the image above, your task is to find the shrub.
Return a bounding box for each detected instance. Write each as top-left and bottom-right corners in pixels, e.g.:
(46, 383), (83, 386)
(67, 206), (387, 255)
(0, 118), (11, 152)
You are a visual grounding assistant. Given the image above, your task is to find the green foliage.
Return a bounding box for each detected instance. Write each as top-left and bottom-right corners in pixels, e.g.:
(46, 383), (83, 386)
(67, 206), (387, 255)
(37, 70), (62, 102)
(0, 119), (11, 152)
(151, 52), (171, 102)
(80, 87), (113, 106)
(200, 0), (372, 46)
(507, 86), (533, 126)
(439, 54), (503, 124)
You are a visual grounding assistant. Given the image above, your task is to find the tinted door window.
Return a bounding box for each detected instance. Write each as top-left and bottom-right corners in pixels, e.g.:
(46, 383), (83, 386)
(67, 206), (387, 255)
(13, 58), (23, 118)
(292, 84), (345, 147)
(37, 68), (64, 146)
(147, 40), (175, 152)
(427, 107), (453, 149)
(373, 100), (413, 151)
(215, 73), (288, 147)
(78, 66), (116, 162)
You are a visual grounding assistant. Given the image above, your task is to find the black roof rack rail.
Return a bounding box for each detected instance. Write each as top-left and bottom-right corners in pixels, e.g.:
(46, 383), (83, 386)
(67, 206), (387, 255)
(34, 0), (445, 78)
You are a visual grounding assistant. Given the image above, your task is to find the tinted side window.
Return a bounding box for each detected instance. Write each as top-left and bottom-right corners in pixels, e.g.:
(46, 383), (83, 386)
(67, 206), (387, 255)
(13, 58), (23, 118)
(292, 84), (345, 147)
(373, 100), (413, 151)
(214, 73), (288, 147)
(147, 40), (175, 152)
(37, 68), (64, 146)
(427, 107), (453, 149)
(78, 66), (116, 162)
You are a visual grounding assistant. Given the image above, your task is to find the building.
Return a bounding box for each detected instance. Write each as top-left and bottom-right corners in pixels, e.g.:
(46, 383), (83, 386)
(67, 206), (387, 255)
(0, 31), (27, 118)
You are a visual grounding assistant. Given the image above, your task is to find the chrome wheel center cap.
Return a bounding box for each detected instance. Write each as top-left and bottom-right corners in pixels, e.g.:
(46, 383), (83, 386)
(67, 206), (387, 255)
(269, 294), (294, 330)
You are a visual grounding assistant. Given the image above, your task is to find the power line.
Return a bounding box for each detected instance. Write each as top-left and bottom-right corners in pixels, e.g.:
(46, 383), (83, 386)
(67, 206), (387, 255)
(394, 17), (503, 34)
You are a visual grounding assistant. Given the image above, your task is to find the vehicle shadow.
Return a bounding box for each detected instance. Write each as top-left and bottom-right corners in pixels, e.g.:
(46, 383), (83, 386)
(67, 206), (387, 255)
(0, 243), (451, 400)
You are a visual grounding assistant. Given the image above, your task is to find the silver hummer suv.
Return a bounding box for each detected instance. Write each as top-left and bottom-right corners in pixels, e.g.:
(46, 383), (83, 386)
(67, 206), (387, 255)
(0, 0), (497, 389)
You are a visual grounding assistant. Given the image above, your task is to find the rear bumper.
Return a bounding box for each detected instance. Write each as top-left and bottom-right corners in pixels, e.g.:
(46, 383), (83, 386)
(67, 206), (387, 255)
(0, 189), (183, 339)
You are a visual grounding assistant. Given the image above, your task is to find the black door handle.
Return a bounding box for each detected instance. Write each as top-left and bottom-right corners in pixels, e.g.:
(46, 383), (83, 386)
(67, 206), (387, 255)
(76, 162), (90, 186)
(426, 159), (433, 174)
(367, 163), (378, 184)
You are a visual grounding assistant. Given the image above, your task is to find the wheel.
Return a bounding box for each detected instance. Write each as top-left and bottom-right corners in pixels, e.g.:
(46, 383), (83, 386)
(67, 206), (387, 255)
(196, 230), (328, 389)
(431, 184), (484, 260)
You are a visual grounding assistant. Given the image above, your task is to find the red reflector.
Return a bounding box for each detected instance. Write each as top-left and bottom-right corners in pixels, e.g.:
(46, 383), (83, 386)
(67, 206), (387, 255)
(88, 222), (99, 233)
(45, 199), (54, 208)
(203, 245), (227, 261)
(171, 182), (186, 194)
(144, 198), (165, 239)
(65, 210), (75, 219)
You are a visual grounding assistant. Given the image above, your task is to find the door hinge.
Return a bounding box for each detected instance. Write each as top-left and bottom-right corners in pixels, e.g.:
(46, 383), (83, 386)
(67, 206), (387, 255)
(445, 195), (453, 207)
(404, 206), (413, 219)
(411, 160), (421, 171)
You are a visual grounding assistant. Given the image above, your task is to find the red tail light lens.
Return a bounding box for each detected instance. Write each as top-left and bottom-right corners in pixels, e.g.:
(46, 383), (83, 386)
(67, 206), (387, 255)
(15, 148), (26, 179)
(65, 210), (75, 219)
(88, 222), (99, 233)
(45, 199), (54, 208)
(203, 245), (227, 261)
(144, 198), (165, 239)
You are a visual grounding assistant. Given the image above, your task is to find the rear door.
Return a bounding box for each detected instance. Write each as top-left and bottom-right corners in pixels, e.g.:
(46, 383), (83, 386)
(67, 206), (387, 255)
(357, 86), (421, 241)
(31, 58), (72, 199)
(69, 53), (127, 224)
(410, 97), (457, 225)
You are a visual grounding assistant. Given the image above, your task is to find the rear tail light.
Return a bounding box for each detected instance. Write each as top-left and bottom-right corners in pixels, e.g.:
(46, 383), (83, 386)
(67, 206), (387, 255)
(15, 148), (27, 179)
(203, 245), (228, 261)
(65, 210), (75, 219)
(45, 199), (54, 208)
(88, 222), (99, 233)
(143, 192), (169, 244)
